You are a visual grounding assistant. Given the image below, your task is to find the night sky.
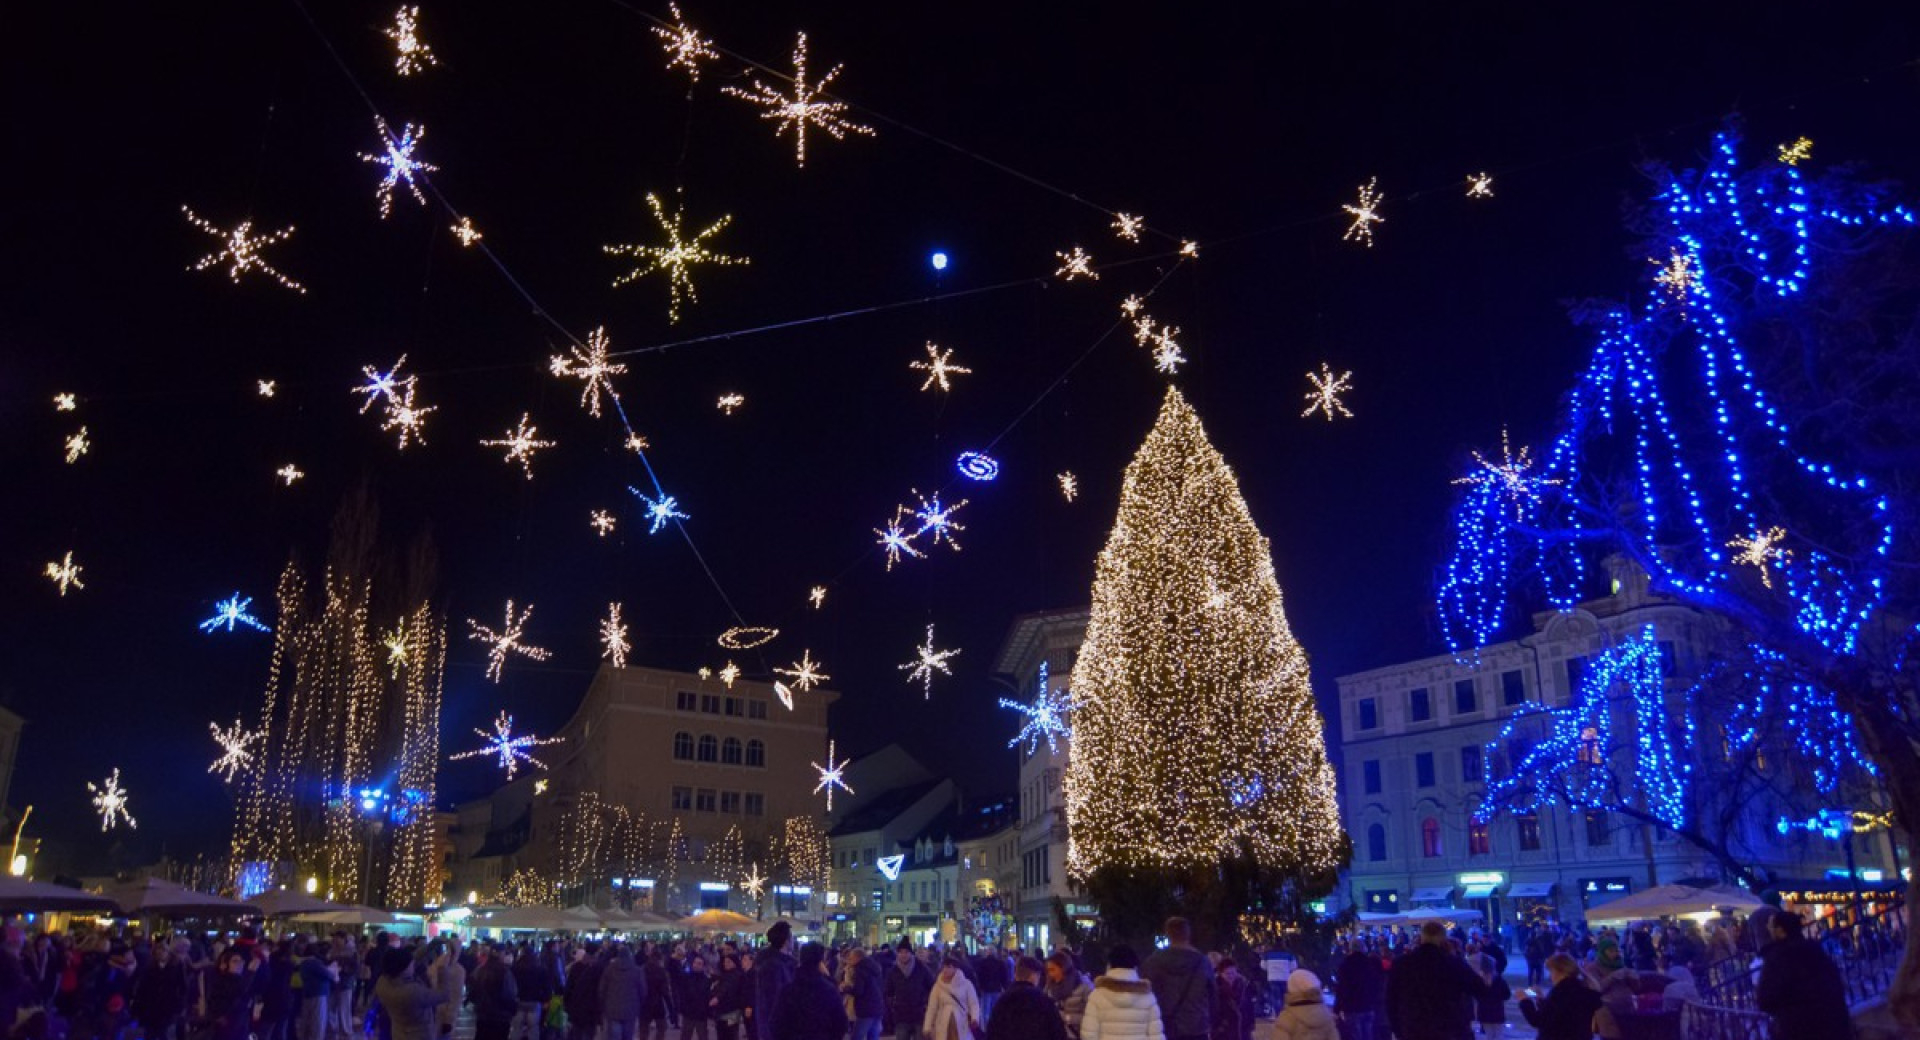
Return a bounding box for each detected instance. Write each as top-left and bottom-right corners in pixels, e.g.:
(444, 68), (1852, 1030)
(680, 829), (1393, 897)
(6, 0), (1919, 862)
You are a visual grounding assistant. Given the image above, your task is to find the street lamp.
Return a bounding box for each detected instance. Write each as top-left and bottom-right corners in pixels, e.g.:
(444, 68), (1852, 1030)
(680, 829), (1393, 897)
(1777, 808), (1895, 927)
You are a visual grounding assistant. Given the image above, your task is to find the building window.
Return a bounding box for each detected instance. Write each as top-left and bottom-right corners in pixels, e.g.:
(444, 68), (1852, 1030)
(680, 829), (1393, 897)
(720, 791), (741, 815)
(745, 739), (765, 768)
(1366, 823), (1387, 862)
(673, 732), (694, 760)
(1454, 679), (1477, 715)
(1517, 813), (1542, 851)
(1358, 698), (1378, 731)
(725, 697), (743, 717)
(1415, 752), (1435, 788)
(1410, 688), (1431, 722)
(1501, 669), (1525, 706)
(1420, 818), (1442, 858)
(1461, 746), (1482, 783)
(1657, 640), (1679, 677)
(1586, 811), (1609, 847)
(721, 737), (743, 765)
(697, 734), (718, 763)
(671, 786), (692, 811)
(700, 694), (722, 714)
(1363, 760), (1381, 795)
(748, 700), (768, 720)
(676, 691), (697, 711)
(745, 793), (765, 817)
(695, 789), (716, 813)
(1469, 821), (1491, 856)
(1578, 726), (1602, 766)
(1565, 656), (1589, 705)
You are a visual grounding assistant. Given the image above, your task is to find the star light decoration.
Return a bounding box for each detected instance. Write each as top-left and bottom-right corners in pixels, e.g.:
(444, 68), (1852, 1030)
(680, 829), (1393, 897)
(605, 193), (748, 323)
(811, 739), (854, 810)
(910, 343), (973, 392)
(718, 661), (741, 688)
(1451, 427), (1562, 519)
(451, 217), (482, 247)
(53, 393), (76, 412)
(809, 586), (827, 609)
(874, 518), (925, 571)
(550, 327), (626, 418)
(356, 355), (414, 413)
(1653, 248), (1700, 299)
(380, 382), (435, 448)
(63, 428), (88, 464)
(722, 32), (874, 166)
(630, 488), (689, 534)
(1058, 472), (1079, 502)
(652, 2), (718, 81)
(1342, 177), (1385, 246)
(383, 620), (411, 677)
(384, 6), (437, 76)
(1121, 295), (1144, 317)
(45, 552), (85, 596)
(898, 624), (961, 698)
(467, 601), (552, 683)
(359, 118), (438, 219)
(1301, 362), (1354, 421)
(450, 712), (562, 780)
(625, 432), (650, 454)
(912, 491), (967, 548)
(480, 413), (556, 479)
(1778, 137), (1814, 166)
(999, 662), (1079, 753)
(88, 769), (135, 831)
(276, 464), (305, 486)
(1054, 246), (1098, 281)
(1179, 240), (1200, 259)
(200, 593), (272, 634)
(590, 510), (616, 537)
(600, 602), (631, 668)
(1150, 326), (1186, 374)
(1112, 213), (1144, 242)
(775, 649), (829, 693)
(182, 206), (305, 293)
(717, 393), (745, 414)
(1728, 527), (1792, 589)
(207, 719), (264, 783)
(1467, 172), (1494, 199)
(740, 863), (767, 901)
(257, 380), (277, 397)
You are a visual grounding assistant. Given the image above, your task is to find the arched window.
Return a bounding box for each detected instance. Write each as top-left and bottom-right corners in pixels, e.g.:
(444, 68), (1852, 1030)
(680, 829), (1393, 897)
(673, 732), (694, 760)
(1421, 817), (1443, 858)
(745, 739), (766, 768)
(721, 737), (743, 765)
(1366, 823), (1387, 862)
(697, 734), (718, 763)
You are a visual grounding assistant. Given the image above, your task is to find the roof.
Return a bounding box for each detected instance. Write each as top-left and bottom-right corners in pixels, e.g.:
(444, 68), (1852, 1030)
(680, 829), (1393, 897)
(990, 607), (1090, 676)
(952, 797), (1015, 841)
(828, 780), (944, 836)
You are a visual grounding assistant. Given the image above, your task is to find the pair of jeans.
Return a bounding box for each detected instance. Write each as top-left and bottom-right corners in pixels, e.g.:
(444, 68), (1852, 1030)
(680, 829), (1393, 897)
(892, 1025), (919, 1040)
(512, 1002), (545, 1040)
(1339, 1010), (1377, 1040)
(332, 988), (357, 1040)
(677, 1020), (709, 1040)
(607, 1020), (639, 1040)
(847, 1017), (879, 1040)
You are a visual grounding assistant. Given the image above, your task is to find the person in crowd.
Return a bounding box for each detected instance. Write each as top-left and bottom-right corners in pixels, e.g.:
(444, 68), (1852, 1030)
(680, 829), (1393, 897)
(768, 944), (845, 1040)
(133, 938), (189, 1040)
(923, 954), (982, 1040)
(1140, 919), (1210, 1040)
(841, 947), (884, 1040)
(428, 939), (464, 1040)
(709, 953), (750, 1040)
(1754, 911), (1849, 1040)
(1264, 969), (1329, 1040)
(641, 950), (674, 1040)
(255, 942), (298, 1040)
(1041, 953), (1091, 1040)
(329, 934), (361, 1040)
(599, 944), (648, 1040)
(1516, 953), (1601, 1040)
(1080, 945), (1161, 1040)
(972, 949), (1008, 1027)
(202, 949), (257, 1040)
(1659, 958), (1699, 1011)
(565, 945), (604, 1040)
(982, 956), (1064, 1040)
(1383, 921), (1487, 1040)
(885, 943), (934, 1040)
(374, 948), (443, 1040)
(750, 922), (795, 1040)
(1524, 926), (1555, 989)
(470, 945), (520, 1040)
(1471, 952), (1509, 1040)
(512, 941), (553, 1040)
(1331, 940), (1384, 1040)
(674, 952), (711, 1040)
(297, 941), (339, 1040)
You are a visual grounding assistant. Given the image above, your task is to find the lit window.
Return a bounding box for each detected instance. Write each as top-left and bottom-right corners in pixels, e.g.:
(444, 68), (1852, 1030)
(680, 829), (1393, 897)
(1420, 818), (1443, 858)
(1468, 821), (1491, 856)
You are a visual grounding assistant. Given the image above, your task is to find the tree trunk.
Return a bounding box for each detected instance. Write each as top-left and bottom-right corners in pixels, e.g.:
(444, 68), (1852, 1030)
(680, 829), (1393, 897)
(1833, 677), (1920, 1028)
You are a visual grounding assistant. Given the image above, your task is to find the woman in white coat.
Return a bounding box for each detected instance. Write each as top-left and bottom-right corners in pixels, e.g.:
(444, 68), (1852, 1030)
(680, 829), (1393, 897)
(922, 955), (983, 1040)
(1080, 945), (1164, 1040)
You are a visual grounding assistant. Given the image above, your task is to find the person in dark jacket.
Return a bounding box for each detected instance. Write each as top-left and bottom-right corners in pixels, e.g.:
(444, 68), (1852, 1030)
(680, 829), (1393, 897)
(565, 949), (604, 1040)
(1332, 945), (1384, 1040)
(769, 945), (845, 1040)
(297, 942), (339, 1040)
(256, 943), (299, 1040)
(1754, 911), (1850, 1040)
(1140, 918), (1212, 1040)
(750, 922), (796, 1040)
(641, 951), (674, 1040)
(709, 954), (750, 1040)
(840, 948), (885, 1040)
(600, 947), (648, 1040)
(512, 943), (553, 1040)
(972, 950), (1009, 1027)
(1516, 954), (1601, 1040)
(206, 949), (259, 1040)
(134, 939), (189, 1040)
(885, 943), (935, 1040)
(983, 957), (1065, 1040)
(1384, 923), (1488, 1040)
(471, 946), (520, 1040)
(1470, 953), (1508, 1039)
(676, 954), (712, 1040)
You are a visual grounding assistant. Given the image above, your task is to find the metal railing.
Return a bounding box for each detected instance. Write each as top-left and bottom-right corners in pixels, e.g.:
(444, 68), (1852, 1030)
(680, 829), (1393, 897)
(1684, 902), (1906, 1039)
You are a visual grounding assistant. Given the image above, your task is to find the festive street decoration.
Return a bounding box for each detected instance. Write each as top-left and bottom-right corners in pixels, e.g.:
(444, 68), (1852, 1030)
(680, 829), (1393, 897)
(600, 603), (631, 668)
(1000, 661), (1078, 754)
(276, 464), (305, 486)
(716, 392), (745, 414)
(809, 586), (826, 609)
(1054, 246), (1098, 281)
(1778, 137), (1813, 166)
(1058, 472), (1078, 502)
(182, 206), (305, 292)
(1653, 247), (1700, 299)
(630, 488), (688, 533)
(811, 739), (853, 810)
(956, 451), (999, 481)
(383, 621), (410, 677)
(1342, 177), (1384, 246)
(550, 327), (627, 417)
(359, 118), (438, 219)
(450, 712), (562, 780)
(208, 719), (263, 783)
(354, 356), (413, 414)
(911, 490), (966, 549)
(898, 624), (960, 698)
(740, 863), (766, 900)
(1728, 527), (1792, 589)
(910, 343), (973, 392)
(480, 413), (556, 479)
(876, 854), (905, 881)
(625, 432), (650, 453)
(53, 393), (76, 412)
(605, 193), (747, 323)
(201, 593), (272, 634)
(1467, 172), (1494, 198)
(718, 661), (740, 688)
(384, 6), (437, 76)
(1120, 295), (1144, 317)
(590, 510), (616, 536)
(467, 601), (551, 683)
(1179, 240), (1200, 258)
(773, 681), (794, 710)
(1150, 325), (1186, 374)
(775, 649), (829, 693)
(44, 552), (85, 596)
(1301, 362), (1354, 420)
(722, 32), (874, 166)
(451, 217), (482, 246)
(378, 381), (434, 448)
(89, 769), (136, 831)
(63, 427), (88, 464)
(1112, 213), (1144, 242)
(717, 627), (779, 650)
(874, 517), (924, 570)
(653, 2), (718, 81)
(258, 380), (277, 397)
(1451, 427), (1560, 520)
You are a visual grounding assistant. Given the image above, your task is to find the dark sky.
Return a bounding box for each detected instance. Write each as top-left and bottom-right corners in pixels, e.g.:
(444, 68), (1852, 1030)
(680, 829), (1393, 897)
(5, 0), (1919, 862)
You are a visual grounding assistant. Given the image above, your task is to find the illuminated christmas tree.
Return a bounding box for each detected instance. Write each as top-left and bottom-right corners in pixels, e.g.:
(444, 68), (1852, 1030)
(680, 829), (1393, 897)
(1064, 387), (1345, 940)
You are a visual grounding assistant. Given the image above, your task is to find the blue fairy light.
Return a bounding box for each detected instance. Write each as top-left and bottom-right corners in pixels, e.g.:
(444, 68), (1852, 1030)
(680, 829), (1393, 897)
(956, 451), (1000, 481)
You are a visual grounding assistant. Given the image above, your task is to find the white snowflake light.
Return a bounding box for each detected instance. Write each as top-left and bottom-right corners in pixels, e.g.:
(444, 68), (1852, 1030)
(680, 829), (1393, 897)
(379, 381), (435, 449)
(384, 621), (410, 676)
(1132, 316), (1158, 346)
(910, 342), (973, 393)
(1179, 240), (1200, 259)
(1466, 172), (1494, 199)
(275, 464), (305, 486)
(1301, 362), (1354, 421)
(740, 863), (767, 900)
(717, 392), (745, 414)
(1120, 295), (1144, 318)
(208, 718), (263, 783)
(911, 490), (967, 550)
(63, 427), (88, 464)
(625, 432), (650, 454)
(630, 488), (689, 534)
(359, 118), (438, 219)
(605, 193), (748, 323)
(718, 661), (740, 688)
(999, 663), (1079, 754)
(590, 510), (616, 537)
(549, 327), (627, 418)
(384, 6), (437, 76)
(88, 769), (135, 831)
(1058, 472), (1078, 502)
(1654, 248), (1700, 299)
(652, 2), (718, 81)
(45, 552), (84, 596)
(697, 666), (712, 680)
(354, 355), (413, 414)
(53, 393), (76, 412)
(257, 380), (277, 397)
(451, 216), (482, 247)
(1054, 246), (1098, 281)
(811, 739), (854, 810)
(873, 517), (925, 571)
(1451, 427), (1562, 519)
(467, 601), (552, 683)
(200, 593), (272, 634)
(1728, 527), (1792, 589)
(721, 32), (875, 166)
(600, 603), (631, 668)
(775, 649), (830, 693)
(1342, 178), (1385, 247)
(480, 413), (556, 479)
(899, 625), (961, 698)
(450, 712), (562, 780)
(1112, 213), (1144, 242)
(1151, 326), (1186, 374)
(182, 206), (305, 293)
(809, 585), (827, 609)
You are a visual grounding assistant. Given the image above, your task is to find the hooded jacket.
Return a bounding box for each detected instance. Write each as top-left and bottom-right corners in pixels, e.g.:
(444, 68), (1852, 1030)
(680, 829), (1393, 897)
(1081, 969), (1164, 1040)
(598, 952), (647, 1024)
(1271, 986), (1335, 1040)
(1383, 943), (1485, 1040)
(1139, 947), (1211, 1039)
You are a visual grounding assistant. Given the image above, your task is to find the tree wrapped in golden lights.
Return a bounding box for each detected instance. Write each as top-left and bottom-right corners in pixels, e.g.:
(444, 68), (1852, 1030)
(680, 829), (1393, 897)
(1063, 387), (1346, 943)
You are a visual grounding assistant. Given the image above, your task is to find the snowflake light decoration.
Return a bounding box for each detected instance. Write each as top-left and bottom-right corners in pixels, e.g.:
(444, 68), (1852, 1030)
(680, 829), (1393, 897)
(88, 769), (135, 831)
(717, 392), (745, 414)
(1120, 295), (1144, 318)
(1058, 472), (1078, 502)
(1778, 137), (1814, 166)
(740, 863), (766, 900)
(1301, 362), (1354, 421)
(450, 712), (562, 780)
(600, 603), (631, 668)
(384, 620), (410, 677)
(874, 517), (925, 571)
(1728, 527), (1792, 589)
(480, 413), (556, 479)
(697, 666), (712, 680)
(354, 355), (413, 414)
(379, 381), (435, 448)
(1451, 427), (1562, 519)
(1342, 177), (1385, 246)
(1111, 213), (1144, 242)
(1466, 172), (1494, 199)
(257, 380), (277, 397)
(467, 601), (552, 683)
(359, 118), (438, 219)
(999, 663), (1078, 754)
(1179, 240), (1200, 259)
(910, 343), (973, 392)
(809, 586), (827, 609)
(652, 2), (718, 81)
(1653, 248), (1700, 299)
(898, 624), (960, 698)
(629, 488), (689, 534)
(384, 6), (437, 76)
(1054, 246), (1098, 281)
(903, 491), (964, 551)
(200, 593), (272, 634)
(590, 510), (616, 537)
(604, 193), (748, 323)
(451, 217), (482, 247)
(625, 432), (650, 454)
(63, 427), (88, 464)
(182, 206), (305, 293)
(718, 661), (740, 688)
(276, 464), (305, 486)
(811, 739), (854, 810)
(207, 719), (263, 783)
(717, 627), (780, 650)
(1151, 326), (1186, 374)
(53, 393), (76, 412)
(549, 327), (626, 418)
(775, 649), (829, 693)
(45, 552), (84, 596)
(721, 32), (875, 166)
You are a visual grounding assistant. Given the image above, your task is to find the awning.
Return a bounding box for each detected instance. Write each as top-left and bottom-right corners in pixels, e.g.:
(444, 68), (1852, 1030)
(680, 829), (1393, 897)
(1461, 884), (1497, 899)
(1410, 886), (1455, 904)
(1507, 882), (1556, 898)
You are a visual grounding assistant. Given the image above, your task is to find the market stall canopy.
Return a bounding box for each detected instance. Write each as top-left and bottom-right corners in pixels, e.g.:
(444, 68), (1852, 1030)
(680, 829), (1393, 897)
(251, 889), (345, 918)
(677, 909), (760, 933)
(559, 905), (611, 930)
(1584, 883), (1762, 923)
(1400, 907), (1484, 924)
(481, 905), (574, 931)
(110, 877), (259, 917)
(307, 905), (405, 926)
(0, 878), (119, 913)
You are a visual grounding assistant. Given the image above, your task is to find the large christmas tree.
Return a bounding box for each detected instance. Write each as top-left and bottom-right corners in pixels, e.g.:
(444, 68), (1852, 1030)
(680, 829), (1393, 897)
(1064, 387), (1345, 938)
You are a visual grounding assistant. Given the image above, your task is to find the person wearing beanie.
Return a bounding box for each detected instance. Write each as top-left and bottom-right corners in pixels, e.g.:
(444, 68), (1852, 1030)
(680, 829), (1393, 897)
(886, 941), (936, 1040)
(750, 922), (795, 1040)
(768, 944), (846, 1040)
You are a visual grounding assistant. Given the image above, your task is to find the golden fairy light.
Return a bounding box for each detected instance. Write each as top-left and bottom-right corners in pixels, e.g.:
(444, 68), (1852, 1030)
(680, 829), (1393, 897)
(604, 193), (749, 323)
(1054, 246), (1098, 281)
(479, 413), (556, 479)
(1301, 362), (1354, 420)
(1727, 527), (1792, 589)
(183, 206), (305, 293)
(721, 32), (875, 166)
(1342, 178), (1384, 246)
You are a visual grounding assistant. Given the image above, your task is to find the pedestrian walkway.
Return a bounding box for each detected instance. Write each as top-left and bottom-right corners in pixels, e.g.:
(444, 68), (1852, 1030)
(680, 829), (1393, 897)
(1248, 967), (1542, 1040)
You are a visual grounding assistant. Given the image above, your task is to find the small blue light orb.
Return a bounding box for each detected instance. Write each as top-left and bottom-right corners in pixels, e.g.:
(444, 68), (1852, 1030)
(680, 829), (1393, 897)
(930, 251), (949, 272)
(956, 451), (999, 481)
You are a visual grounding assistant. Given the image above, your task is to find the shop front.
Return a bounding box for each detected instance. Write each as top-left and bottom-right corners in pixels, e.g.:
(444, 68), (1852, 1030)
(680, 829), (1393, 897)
(1362, 889), (1401, 914)
(1507, 880), (1559, 926)
(1457, 872), (1504, 931)
(1774, 872), (1908, 928)
(1578, 877), (1631, 919)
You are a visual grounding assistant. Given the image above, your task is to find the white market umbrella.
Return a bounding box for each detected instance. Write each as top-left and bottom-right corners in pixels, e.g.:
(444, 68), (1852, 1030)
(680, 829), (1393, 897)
(481, 905), (574, 931)
(0, 878), (119, 914)
(110, 878), (259, 917)
(1584, 883), (1762, 923)
(677, 909), (760, 933)
(251, 889), (345, 918)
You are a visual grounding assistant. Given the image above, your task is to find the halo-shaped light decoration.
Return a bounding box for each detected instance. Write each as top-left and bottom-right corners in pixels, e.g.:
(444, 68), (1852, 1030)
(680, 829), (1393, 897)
(956, 451), (1000, 481)
(774, 681), (796, 711)
(718, 626), (780, 650)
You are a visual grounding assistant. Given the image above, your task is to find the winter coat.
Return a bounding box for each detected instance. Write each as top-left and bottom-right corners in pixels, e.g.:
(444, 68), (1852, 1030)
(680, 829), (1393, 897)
(711, 966), (750, 1019)
(842, 956), (884, 1020)
(1754, 936), (1850, 1040)
(1331, 952), (1383, 1016)
(641, 959), (673, 1021)
(258, 954), (297, 1022)
(471, 958), (519, 1025)
(376, 974), (446, 1040)
(1270, 992), (1335, 1040)
(1044, 972), (1093, 1039)
(983, 981), (1066, 1040)
(1140, 947), (1211, 1039)
(886, 957), (935, 1030)
(205, 971), (255, 1040)
(429, 952), (465, 1029)
(598, 953), (647, 1024)
(923, 970), (982, 1040)
(1472, 968), (1509, 1023)
(1080, 969), (1164, 1040)
(513, 955), (553, 1005)
(1516, 975), (1602, 1040)
(133, 957), (188, 1029)
(973, 956), (1009, 996)
(1383, 944), (1485, 1040)
(751, 949), (796, 1040)
(564, 959), (603, 1028)
(298, 956), (336, 1002)
(769, 970), (846, 1040)
(1209, 973), (1243, 1040)
(675, 968), (711, 1021)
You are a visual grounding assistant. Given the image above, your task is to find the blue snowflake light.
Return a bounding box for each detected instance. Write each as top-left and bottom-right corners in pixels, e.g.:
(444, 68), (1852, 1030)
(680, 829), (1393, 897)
(629, 487), (689, 534)
(956, 452), (1000, 481)
(999, 661), (1078, 753)
(911, 490), (967, 548)
(200, 593), (271, 634)
(358, 117), (439, 219)
(449, 712), (562, 781)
